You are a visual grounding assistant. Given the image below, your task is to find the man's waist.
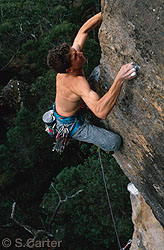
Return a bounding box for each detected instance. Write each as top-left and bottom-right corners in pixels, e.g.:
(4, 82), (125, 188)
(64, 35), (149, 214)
(55, 109), (79, 119)
(53, 102), (83, 124)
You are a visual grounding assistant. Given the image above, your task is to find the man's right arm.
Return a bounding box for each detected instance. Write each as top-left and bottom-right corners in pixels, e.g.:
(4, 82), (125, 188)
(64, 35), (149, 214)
(72, 12), (102, 52)
(76, 62), (137, 119)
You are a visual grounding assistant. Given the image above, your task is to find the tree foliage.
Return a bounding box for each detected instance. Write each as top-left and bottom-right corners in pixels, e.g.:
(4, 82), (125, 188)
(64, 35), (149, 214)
(42, 147), (133, 250)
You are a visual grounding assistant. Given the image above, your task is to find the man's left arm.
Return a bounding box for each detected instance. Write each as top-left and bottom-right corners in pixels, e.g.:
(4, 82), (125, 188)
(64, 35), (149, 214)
(72, 12), (102, 51)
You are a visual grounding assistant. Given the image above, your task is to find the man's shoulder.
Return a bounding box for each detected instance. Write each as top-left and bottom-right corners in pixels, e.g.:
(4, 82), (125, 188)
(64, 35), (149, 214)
(76, 75), (87, 81)
(75, 76), (90, 90)
(75, 75), (90, 85)
(57, 73), (86, 81)
(73, 76), (91, 97)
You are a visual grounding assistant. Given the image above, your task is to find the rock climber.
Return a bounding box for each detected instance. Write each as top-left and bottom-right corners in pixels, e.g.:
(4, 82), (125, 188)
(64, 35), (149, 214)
(47, 12), (137, 152)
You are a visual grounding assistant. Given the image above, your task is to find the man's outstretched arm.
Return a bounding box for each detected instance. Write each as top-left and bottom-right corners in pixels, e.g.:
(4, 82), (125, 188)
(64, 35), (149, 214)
(72, 12), (102, 52)
(75, 63), (137, 119)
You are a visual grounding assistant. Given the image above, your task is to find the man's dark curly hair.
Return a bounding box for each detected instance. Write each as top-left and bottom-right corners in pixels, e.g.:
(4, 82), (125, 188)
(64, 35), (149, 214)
(47, 43), (72, 73)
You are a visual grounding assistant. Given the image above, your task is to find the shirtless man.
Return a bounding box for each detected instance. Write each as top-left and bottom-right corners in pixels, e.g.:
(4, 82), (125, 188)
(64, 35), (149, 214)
(47, 12), (137, 152)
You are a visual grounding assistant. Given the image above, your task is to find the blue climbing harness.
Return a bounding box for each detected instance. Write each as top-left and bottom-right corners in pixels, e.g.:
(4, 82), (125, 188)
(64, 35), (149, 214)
(42, 102), (84, 153)
(52, 102), (84, 137)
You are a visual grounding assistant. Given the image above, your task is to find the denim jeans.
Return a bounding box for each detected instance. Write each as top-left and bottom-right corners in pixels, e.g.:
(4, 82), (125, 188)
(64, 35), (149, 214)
(56, 118), (121, 152)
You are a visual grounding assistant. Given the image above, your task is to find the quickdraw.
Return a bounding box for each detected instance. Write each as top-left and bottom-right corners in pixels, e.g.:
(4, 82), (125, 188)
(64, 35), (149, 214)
(52, 126), (70, 154)
(121, 239), (132, 250)
(45, 123), (56, 137)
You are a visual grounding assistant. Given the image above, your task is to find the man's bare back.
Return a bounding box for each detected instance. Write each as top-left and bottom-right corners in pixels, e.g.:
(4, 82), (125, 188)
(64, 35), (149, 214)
(55, 73), (84, 117)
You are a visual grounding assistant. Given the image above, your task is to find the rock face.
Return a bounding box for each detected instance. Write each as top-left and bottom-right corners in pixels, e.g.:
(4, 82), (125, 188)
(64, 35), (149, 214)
(98, 0), (164, 234)
(128, 183), (164, 250)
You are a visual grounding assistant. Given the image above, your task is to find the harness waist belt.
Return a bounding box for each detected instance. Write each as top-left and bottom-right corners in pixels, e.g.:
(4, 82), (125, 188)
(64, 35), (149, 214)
(53, 103), (84, 136)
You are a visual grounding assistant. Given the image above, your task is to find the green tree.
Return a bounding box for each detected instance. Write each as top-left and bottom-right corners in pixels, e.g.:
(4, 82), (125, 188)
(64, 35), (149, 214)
(42, 146), (133, 250)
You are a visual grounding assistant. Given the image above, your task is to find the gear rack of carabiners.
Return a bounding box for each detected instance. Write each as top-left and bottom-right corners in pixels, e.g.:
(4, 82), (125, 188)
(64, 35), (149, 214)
(52, 126), (69, 154)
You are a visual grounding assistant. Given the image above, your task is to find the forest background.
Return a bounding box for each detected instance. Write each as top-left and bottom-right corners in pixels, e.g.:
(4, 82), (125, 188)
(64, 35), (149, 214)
(0, 0), (133, 249)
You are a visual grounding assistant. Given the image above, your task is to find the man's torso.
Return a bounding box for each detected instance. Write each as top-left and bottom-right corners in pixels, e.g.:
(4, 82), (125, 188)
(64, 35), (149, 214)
(55, 73), (84, 117)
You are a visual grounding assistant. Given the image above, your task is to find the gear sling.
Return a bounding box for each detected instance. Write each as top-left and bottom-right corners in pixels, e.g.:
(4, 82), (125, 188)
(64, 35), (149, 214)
(42, 102), (84, 153)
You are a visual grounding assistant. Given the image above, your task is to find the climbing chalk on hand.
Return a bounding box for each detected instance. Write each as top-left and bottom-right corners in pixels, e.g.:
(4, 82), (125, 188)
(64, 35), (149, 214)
(132, 62), (140, 73)
(131, 72), (136, 77)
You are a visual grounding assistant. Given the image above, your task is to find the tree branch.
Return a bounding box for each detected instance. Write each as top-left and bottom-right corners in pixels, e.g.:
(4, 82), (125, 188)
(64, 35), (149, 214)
(7, 186), (82, 240)
(10, 202), (53, 240)
(48, 183), (83, 230)
(0, 48), (19, 71)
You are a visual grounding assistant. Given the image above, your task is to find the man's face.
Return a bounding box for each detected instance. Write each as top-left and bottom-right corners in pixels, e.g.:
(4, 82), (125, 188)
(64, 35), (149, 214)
(69, 47), (86, 70)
